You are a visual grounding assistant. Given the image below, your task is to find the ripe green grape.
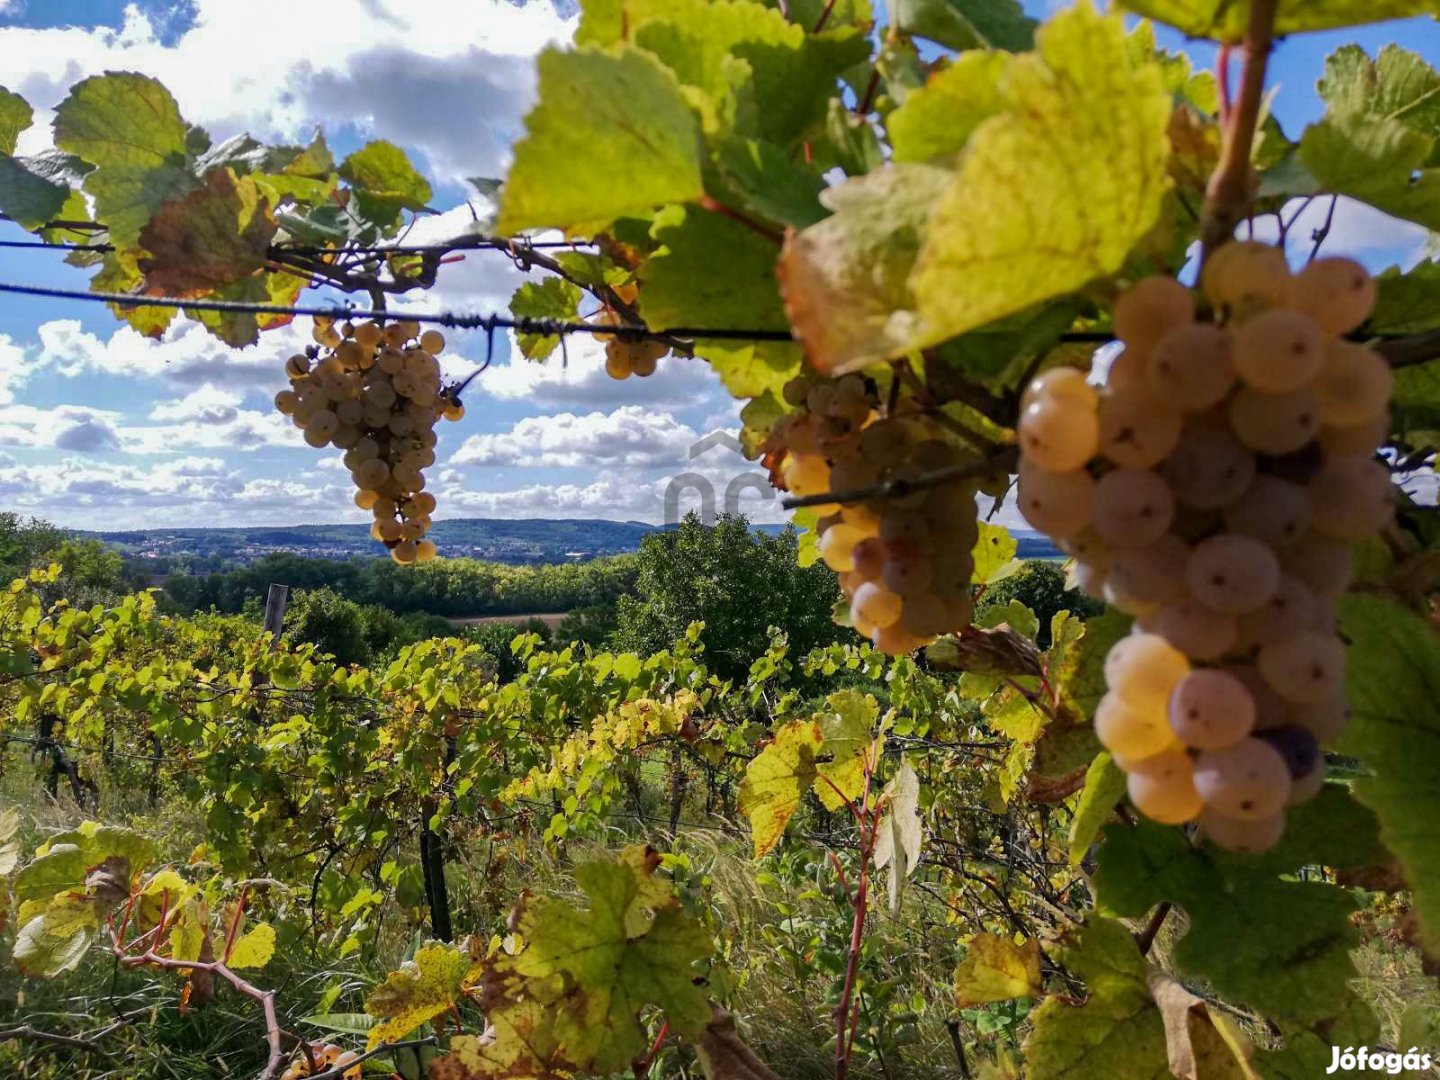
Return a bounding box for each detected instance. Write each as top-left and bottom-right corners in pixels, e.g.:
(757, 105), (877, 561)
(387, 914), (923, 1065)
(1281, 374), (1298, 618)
(1185, 533), (1280, 615)
(1136, 596), (1238, 661)
(1146, 324), (1235, 410)
(1107, 534), (1189, 606)
(1162, 428), (1255, 509)
(818, 522), (867, 572)
(852, 581), (903, 630)
(1283, 531), (1355, 598)
(1113, 276), (1195, 349)
(1095, 692), (1178, 759)
(1228, 386), (1321, 456)
(1098, 390), (1183, 468)
(1201, 241), (1292, 311)
(1193, 738), (1291, 819)
(1232, 309), (1324, 393)
(1293, 256), (1376, 335)
(1307, 455), (1394, 541)
(1091, 468), (1175, 548)
(1021, 366), (1098, 410)
(1236, 574), (1317, 650)
(1105, 632), (1191, 712)
(1167, 669), (1255, 750)
(1315, 340), (1393, 428)
(1222, 476), (1310, 547)
(1016, 466), (1094, 539)
(1257, 631), (1346, 704)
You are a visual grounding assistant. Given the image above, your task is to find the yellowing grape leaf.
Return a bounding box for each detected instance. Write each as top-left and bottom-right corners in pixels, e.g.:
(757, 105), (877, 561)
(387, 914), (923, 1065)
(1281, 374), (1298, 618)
(13, 895), (100, 977)
(509, 856), (713, 1072)
(365, 940), (481, 1049)
(139, 168), (276, 294)
(972, 521), (1018, 585)
(14, 844), (88, 903)
(54, 72), (188, 169)
(429, 1005), (572, 1080)
(339, 140), (431, 211)
(1067, 752), (1126, 866)
(873, 762), (923, 915)
(1337, 595), (1440, 954)
(510, 278), (582, 361)
(778, 163), (951, 375)
(225, 922), (276, 971)
(1119, 0), (1440, 41)
(85, 162), (196, 250)
(910, 3), (1171, 350)
(738, 719), (823, 857)
(955, 933), (1042, 1008)
(1146, 968), (1258, 1080)
(0, 87), (30, 156)
(887, 50), (1011, 164)
(498, 47), (704, 235)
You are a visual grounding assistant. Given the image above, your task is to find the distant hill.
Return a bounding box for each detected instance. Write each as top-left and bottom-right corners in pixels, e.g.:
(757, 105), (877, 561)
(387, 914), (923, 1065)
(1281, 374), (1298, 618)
(82, 518), (1061, 566)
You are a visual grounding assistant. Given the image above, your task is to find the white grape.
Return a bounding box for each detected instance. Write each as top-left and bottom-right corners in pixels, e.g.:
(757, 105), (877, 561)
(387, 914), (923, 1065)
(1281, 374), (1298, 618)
(1126, 750), (1203, 824)
(1229, 386), (1321, 456)
(1162, 428), (1256, 509)
(1018, 396), (1100, 472)
(1223, 476), (1310, 547)
(1257, 631), (1346, 704)
(1146, 323), (1236, 410)
(1193, 738), (1291, 819)
(1232, 309), (1325, 393)
(1016, 466), (1094, 539)
(1098, 390), (1183, 468)
(1091, 468), (1174, 548)
(1185, 533), (1280, 615)
(1168, 669), (1255, 750)
(1293, 256), (1376, 335)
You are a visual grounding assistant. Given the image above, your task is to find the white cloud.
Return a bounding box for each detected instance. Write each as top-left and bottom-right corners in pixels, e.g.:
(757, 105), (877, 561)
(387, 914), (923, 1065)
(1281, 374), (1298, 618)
(0, 336), (27, 406)
(148, 386), (244, 423)
(452, 405), (702, 468)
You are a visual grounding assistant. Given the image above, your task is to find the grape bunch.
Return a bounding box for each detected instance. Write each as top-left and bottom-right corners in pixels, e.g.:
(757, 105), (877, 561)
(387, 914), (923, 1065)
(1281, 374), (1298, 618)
(281, 1043), (361, 1080)
(274, 318), (464, 565)
(1017, 245), (1392, 853)
(768, 373), (994, 656)
(594, 301), (669, 380)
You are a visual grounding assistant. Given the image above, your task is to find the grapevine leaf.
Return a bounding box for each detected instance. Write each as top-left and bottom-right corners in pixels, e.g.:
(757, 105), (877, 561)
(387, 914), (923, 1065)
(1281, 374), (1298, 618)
(813, 690), (879, 811)
(1093, 820), (1362, 1023)
(972, 521), (1018, 585)
(891, 0), (1036, 53)
(887, 51), (1011, 164)
(365, 940), (481, 1049)
(225, 922), (276, 970)
(1068, 752), (1126, 866)
(1336, 594), (1440, 953)
(13, 896), (99, 977)
(1117, 0), (1440, 41)
(339, 139), (432, 227)
(710, 137), (826, 228)
(53, 72), (188, 169)
(430, 1008), (570, 1080)
(778, 163), (952, 375)
(1050, 610), (1132, 722)
(187, 270), (304, 347)
(910, 4), (1171, 350)
(738, 718), (822, 857)
(510, 856), (713, 1072)
(1146, 968), (1259, 1080)
(640, 203), (800, 399)
(498, 47), (704, 235)
(953, 933), (1043, 1008)
(85, 163), (197, 250)
(14, 844), (87, 903)
(0, 154), (71, 230)
(1261, 783), (1385, 873)
(138, 169), (277, 294)
(0, 87), (31, 156)
(509, 279), (582, 361)
(873, 761), (923, 915)
(1372, 261), (1440, 335)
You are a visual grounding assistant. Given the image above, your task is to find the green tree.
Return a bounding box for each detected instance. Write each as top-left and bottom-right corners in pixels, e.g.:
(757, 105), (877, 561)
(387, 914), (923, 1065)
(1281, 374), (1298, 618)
(283, 587), (373, 666)
(611, 514), (842, 678)
(975, 561), (1100, 649)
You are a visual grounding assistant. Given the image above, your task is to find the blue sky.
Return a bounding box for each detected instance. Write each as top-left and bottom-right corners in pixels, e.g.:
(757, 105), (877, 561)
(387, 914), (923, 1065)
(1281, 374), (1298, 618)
(0, 0), (1436, 531)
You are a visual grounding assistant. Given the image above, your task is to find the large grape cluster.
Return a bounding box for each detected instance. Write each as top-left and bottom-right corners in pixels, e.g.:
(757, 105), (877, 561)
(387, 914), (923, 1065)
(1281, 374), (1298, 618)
(275, 318), (464, 565)
(769, 373), (994, 656)
(1017, 246), (1392, 853)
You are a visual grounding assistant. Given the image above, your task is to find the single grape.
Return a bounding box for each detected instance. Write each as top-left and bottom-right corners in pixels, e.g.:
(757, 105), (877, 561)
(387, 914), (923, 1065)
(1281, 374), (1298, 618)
(1193, 737), (1291, 819)
(1222, 476), (1310, 547)
(1107, 533), (1189, 606)
(1091, 468), (1175, 548)
(852, 581), (903, 629)
(1126, 750), (1204, 824)
(1293, 256), (1375, 335)
(872, 621), (930, 656)
(1168, 669), (1255, 750)
(881, 547), (936, 596)
(1022, 367), (1099, 410)
(1098, 389), (1183, 468)
(1283, 532), (1355, 598)
(1113, 277), (1195, 349)
(899, 593), (950, 637)
(1095, 692), (1178, 759)
(1200, 241), (1292, 310)
(1232, 309), (1325, 393)
(1105, 632), (1191, 712)
(1307, 455), (1394, 541)
(1018, 396), (1100, 472)
(1320, 412), (1388, 457)
(1199, 808), (1286, 854)
(1228, 385), (1321, 456)
(1137, 597), (1238, 661)
(1162, 428), (1256, 509)
(1059, 529), (1113, 570)
(1315, 340), (1393, 428)
(1236, 574), (1318, 650)
(852, 537), (886, 579)
(1146, 323), (1236, 410)
(1185, 533), (1280, 615)
(783, 454), (831, 498)
(1016, 466), (1094, 539)
(1103, 345), (1147, 393)
(818, 522), (867, 572)
(1257, 631), (1346, 704)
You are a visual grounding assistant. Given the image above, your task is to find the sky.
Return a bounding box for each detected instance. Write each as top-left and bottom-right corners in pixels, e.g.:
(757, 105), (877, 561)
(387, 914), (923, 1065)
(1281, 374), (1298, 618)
(0, 0), (1436, 533)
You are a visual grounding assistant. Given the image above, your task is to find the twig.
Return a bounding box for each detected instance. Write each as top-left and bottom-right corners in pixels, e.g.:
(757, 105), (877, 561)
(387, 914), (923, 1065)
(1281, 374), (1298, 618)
(1135, 901), (1172, 956)
(781, 447), (1018, 510)
(0, 1006), (154, 1055)
(944, 1019), (973, 1080)
(303, 1036), (440, 1080)
(1307, 195), (1339, 262)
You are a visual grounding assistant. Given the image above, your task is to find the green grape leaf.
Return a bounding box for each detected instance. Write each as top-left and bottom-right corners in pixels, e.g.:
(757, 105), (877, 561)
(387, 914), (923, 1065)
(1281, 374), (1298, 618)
(138, 169), (276, 293)
(1336, 594), (1440, 954)
(1094, 820), (1362, 1024)
(1068, 752), (1126, 866)
(873, 762), (923, 915)
(14, 844), (88, 903)
(891, 0), (1036, 53)
(710, 137), (826, 228)
(910, 4), (1171, 350)
(1372, 261), (1440, 335)
(953, 932), (1043, 1008)
(778, 163), (952, 375)
(1261, 783), (1386, 874)
(225, 922), (276, 970)
(510, 278), (583, 360)
(85, 162), (196, 250)
(972, 520), (1018, 585)
(887, 51), (1011, 164)
(640, 203), (800, 398)
(13, 896), (100, 977)
(738, 718), (822, 857)
(510, 856), (713, 1072)
(187, 269), (304, 347)
(1118, 0), (1440, 41)
(498, 47), (704, 235)
(54, 72), (189, 169)
(1299, 46), (1440, 231)
(340, 139), (432, 227)
(0, 87), (31, 156)
(0, 154), (72, 230)
(366, 940), (481, 1050)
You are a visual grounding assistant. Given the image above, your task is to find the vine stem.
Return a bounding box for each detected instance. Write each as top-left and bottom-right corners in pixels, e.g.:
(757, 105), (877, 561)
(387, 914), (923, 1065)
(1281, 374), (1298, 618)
(1135, 901), (1172, 956)
(834, 745), (880, 1080)
(1199, 0), (1279, 260)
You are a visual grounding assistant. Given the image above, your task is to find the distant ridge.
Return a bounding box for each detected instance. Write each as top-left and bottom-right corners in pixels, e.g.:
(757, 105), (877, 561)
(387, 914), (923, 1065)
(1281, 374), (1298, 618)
(81, 517), (1061, 566)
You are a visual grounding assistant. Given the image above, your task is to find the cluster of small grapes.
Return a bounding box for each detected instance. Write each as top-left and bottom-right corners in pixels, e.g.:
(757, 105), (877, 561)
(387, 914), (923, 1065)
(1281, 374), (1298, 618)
(281, 1043), (361, 1080)
(770, 373), (994, 656)
(274, 318), (464, 565)
(1017, 245), (1393, 853)
(595, 305), (669, 380)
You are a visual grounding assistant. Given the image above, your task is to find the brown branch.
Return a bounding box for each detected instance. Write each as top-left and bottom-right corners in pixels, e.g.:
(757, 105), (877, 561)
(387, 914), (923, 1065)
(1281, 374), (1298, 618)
(1199, 0), (1279, 259)
(781, 446), (1018, 510)
(1135, 901), (1172, 956)
(0, 1007), (154, 1055)
(1377, 330), (1440, 369)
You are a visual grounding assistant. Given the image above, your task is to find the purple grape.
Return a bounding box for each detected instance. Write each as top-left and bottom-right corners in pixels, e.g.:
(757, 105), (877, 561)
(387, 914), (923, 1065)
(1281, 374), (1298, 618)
(1256, 724), (1320, 780)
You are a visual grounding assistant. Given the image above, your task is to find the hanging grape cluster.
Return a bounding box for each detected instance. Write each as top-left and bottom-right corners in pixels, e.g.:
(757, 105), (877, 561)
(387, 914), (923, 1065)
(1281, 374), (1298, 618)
(769, 373), (1000, 656)
(1017, 246), (1393, 853)
(281, 1043), (361, 1080)
(275, 318), (464, 565)
(594, 305), (669, 380)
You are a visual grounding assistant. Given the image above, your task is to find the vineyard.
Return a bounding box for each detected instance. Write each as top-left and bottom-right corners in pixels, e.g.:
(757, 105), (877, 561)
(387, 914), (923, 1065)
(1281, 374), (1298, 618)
(3, 0), (1440, 1077)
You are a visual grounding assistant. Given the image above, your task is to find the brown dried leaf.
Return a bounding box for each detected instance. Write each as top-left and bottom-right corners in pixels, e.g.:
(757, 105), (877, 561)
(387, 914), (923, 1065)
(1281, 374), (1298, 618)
(138, 168), (276, 295)
(1145, 969), (1257, 1080)
(695, 1007), (780, 1080)
(928, 625), (1044, 678)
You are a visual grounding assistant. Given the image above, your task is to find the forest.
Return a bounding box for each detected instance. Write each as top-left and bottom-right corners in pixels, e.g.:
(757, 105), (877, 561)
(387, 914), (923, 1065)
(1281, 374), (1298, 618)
(1, 0), (1440, 1078)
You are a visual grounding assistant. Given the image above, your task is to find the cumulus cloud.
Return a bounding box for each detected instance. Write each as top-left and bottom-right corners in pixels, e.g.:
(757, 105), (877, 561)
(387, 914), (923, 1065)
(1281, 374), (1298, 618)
(452, 405), (702, 468)
(53, 413), (122, 452)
